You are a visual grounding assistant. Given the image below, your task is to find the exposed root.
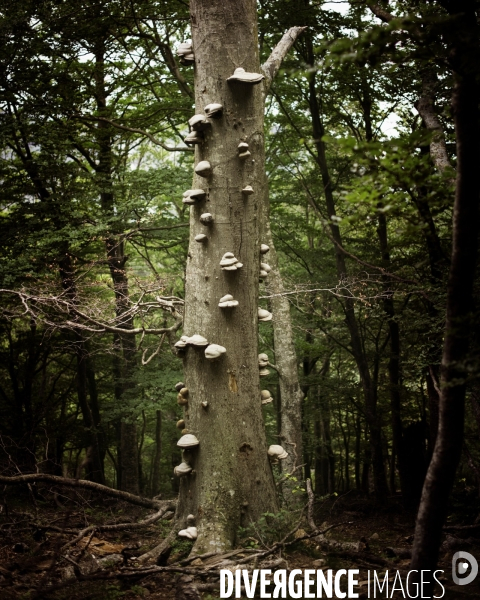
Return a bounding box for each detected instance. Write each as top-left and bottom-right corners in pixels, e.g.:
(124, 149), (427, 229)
(137, 524), (178, 564)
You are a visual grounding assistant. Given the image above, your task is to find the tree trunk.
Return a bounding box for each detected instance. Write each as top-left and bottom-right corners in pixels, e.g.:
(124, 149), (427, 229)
(176, 0), (280, 553)
(306, 63), (388, 502)
(263, 220), (305, 498)
(94, 40), (139, 494)
(151, 410), (162, 497)
(59, 254), (105, 485)
(410, 2), (480, 588)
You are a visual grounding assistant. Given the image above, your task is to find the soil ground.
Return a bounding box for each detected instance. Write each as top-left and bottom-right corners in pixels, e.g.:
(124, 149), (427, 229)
(1, 488), (479, 599)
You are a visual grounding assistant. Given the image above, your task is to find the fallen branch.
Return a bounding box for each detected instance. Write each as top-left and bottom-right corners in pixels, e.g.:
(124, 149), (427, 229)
(61, 503), (175, 551)
(0, 473), (167, 510)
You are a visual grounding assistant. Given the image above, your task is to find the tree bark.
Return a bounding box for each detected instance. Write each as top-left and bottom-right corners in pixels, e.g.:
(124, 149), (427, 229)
(410, 2), (480, 588)
(177, 0), (279, 553)
(263, 220), (305, 500)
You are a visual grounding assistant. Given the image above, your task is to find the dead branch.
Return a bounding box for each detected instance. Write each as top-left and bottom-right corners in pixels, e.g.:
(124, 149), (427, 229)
(61, 503), (175, 551)
(0, 473), (170, 510)
(262, 27), (308, 93)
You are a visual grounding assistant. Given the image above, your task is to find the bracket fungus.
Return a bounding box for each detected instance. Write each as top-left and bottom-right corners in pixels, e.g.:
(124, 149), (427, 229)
(258, 353), (269, 368)
(195, 233), (208, 243)
(200, 212), (214, 224)
(176, 419), (186, 430)
(260, 244), (270, 254)
(186, 334), (209, 347)
(184, 130), (204, 145)
(178, 526), (198, 540)
(174, 335), (189, 350)
(174, 461), (192, 477)
(175, 382), (185, 392)
(183, 189), (206, 205)
(220, 252), (243, 271)
(177, 393), (188, 406)
(260, 263), (271, 274)
(261, 390), (273, 404)
(259, 367), (270, 377)
(188, 114), (210, 131)
(238, 142), (251, 160)
(194, 160), (212, 178)
(227, 67), (265, 84)
(177, 433), (200, 448)
(258, 307), (273, 322)
(179, 387), (189, 398)
(218, 294), (239, 308)
(242, 185), (254, 195)
(205, 343), (227, 360)
(268, 444), (289, 463)
(177, 41), (194, 65)
(204, 103), (223, 118)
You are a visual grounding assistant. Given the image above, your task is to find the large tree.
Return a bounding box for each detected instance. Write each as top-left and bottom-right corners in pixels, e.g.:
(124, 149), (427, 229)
(173, 0), (305, 553)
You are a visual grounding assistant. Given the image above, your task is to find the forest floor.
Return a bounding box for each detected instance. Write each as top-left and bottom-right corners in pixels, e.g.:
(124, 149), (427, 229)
(0, 488), (479, 600)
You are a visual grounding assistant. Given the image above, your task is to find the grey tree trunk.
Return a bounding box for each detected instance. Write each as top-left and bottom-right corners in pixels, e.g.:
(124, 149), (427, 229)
(263, 222), (305, 500)
(176, 0), (278, 553)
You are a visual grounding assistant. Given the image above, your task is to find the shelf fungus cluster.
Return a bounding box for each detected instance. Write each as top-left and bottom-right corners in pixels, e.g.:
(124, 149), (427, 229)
(258, 353), (270, 377)
(261, 390), (273, 404)
(259, 262), (271, 279)
(189, 114), (211, 132)
(258, 307), (273, 322)
(174, 334), (209, 357)
(268, 444), (289, 464)
(177, 41), (194, 65)
(178, 515), (198, 540)
(174, 436), (199, 479)
(175, 333), (227, 361)
(177, 387), (189, 406)
(238, 142), (251, 160)
(218, 294), (238, 308)
(227, 67), (264, 84)
(183, 189), (206, 205)
(220, 252), (243, 271)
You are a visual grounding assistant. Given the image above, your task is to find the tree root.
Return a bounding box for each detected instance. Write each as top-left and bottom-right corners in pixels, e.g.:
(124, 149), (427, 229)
(137, 525), (178, 564)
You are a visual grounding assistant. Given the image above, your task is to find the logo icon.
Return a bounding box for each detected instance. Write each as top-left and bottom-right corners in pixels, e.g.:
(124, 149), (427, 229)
(452, 551), (478, 586)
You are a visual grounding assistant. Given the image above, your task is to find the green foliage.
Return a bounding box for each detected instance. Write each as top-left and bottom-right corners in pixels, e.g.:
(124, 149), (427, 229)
(237, 508), (301, 548)
(0, 0), (477, 509)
